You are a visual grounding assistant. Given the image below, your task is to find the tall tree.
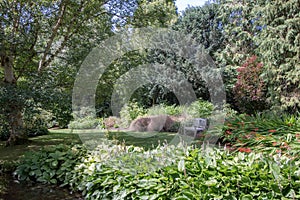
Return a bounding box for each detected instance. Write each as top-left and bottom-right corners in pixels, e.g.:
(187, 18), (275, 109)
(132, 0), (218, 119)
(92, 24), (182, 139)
(216, 0), (265, 109)
(255, 0), (300, 113)
(95, 0), (178, 112)
(174, 2), (224, 59)
(131, 0), (177, 28)
(0, 0), (118, 145)
(218, 0), (299, 113)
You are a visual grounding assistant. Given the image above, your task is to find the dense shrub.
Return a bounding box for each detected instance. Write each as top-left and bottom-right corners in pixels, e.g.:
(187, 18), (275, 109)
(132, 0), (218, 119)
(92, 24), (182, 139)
(68, 116), (103, 129)
(119, 102), (146, 127)
(147, 104), (183, 116)
(0, 106), (50, 141)
(186, 99), (214, 118)
(168, 120), (181, 132)
(23, 107), (50, 137)
(233, 56), (268, 114)
(0, 115), (10, 141)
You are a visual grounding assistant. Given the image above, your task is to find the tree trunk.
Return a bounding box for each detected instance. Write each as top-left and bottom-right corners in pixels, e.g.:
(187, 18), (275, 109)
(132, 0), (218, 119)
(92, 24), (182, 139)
(6, 107), (27, 146)
(1, 55), (28, 146)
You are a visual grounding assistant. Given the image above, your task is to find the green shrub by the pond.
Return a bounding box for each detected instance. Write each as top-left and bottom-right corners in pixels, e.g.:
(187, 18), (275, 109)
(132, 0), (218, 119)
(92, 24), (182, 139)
(15, 141), (300, 199)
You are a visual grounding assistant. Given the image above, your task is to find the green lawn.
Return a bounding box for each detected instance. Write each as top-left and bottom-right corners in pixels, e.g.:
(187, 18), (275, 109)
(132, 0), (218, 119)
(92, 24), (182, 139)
(0, 129), (179, 162)
(0, 131), (81, 162)
(51, 129), (181, 150)
(107, 131), (180, 149)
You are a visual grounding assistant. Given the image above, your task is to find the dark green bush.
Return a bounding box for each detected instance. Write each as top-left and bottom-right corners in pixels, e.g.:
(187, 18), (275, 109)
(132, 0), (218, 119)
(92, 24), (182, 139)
(168, 121), (181, 132)
(0, 115), (10, 141)
(0, 108), (49, 141)
(15, 144), (87, 185)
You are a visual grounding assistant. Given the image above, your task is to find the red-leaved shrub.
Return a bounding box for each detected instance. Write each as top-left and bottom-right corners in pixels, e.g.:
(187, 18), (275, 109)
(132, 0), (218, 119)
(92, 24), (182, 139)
(233, 56), (268, 113)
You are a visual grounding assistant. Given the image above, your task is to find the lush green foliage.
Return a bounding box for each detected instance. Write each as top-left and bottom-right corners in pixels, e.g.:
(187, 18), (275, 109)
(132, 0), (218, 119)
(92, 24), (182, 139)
(131, 0), (177, 28)
(223, 112), (300, 154)
(0, 84), (49, 140)
(4, 1), (300, 199)
(218, 0), (300, 113)
(1, 0), (299, 142)
(174, 2), (224, 59)
(0, 0), (115, 143)
(256, 0), (300, 112)
(118, 99), (214, 128)
(174, 148), (300, 199)
(15, 145), (87, 185)
(15, 142), (300, 199)
(0, 115), (9, 141)
(120, 101), (147, 127)
(68, 117), (103, 130)
(186, 99), (214, 118)
(146, 104), (183, 116)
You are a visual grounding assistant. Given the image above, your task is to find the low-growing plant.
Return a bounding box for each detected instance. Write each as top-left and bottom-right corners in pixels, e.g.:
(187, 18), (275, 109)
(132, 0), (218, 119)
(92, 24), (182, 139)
(68, 116), (103, 129)
(186, 99), (214, 118)
(173, 148), (300, 199)
(14, 144), (87, 186)
(147, 104), (183, 116)
(222, 112), (300, 153)
(14, 141), (300, 199)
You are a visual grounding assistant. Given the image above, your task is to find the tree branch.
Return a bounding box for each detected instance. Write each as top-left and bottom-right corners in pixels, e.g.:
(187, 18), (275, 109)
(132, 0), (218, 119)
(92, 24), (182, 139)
(38, 1), (67, 71)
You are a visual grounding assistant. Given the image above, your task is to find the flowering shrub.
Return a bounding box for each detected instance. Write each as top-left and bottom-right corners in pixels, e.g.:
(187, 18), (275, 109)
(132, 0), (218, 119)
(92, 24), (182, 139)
(233, 56), (268, 113)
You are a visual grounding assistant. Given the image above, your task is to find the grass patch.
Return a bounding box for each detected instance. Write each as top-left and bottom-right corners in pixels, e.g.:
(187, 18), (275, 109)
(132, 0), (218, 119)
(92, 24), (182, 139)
(0, 129), (178, 161)
(0, 131), (81, 163)
(107, 131), (179, 149)
(50, 129), (180, 150)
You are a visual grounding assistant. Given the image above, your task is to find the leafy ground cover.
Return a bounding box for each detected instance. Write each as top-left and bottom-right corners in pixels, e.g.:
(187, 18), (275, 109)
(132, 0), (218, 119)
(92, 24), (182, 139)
(222, 113), (300, 154)
(14, 141), (300, 199)
(2, 114), (300, 200)
(0, 131), (82, 199)
(0, 129), (177, 199)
